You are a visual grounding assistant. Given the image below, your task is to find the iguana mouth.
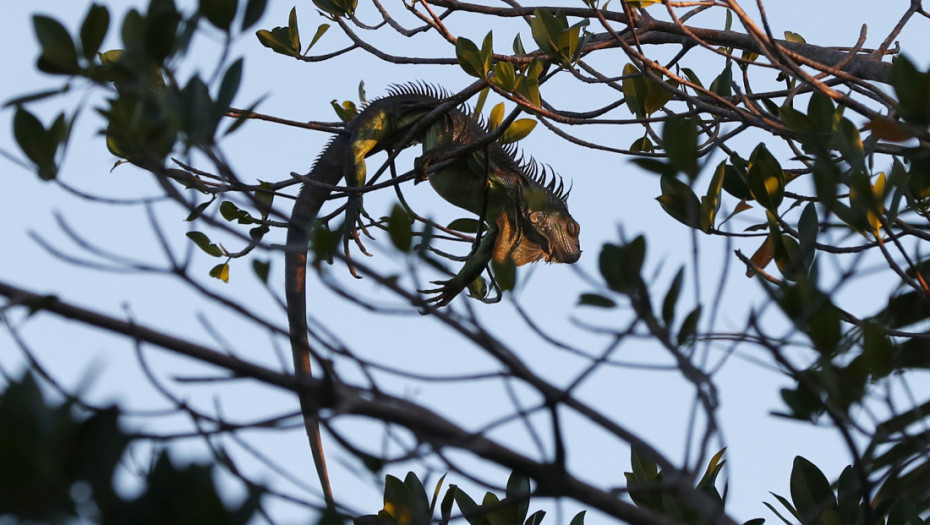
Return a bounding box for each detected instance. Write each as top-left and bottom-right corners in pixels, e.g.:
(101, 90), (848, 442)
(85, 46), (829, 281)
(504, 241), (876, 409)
(547, 245), (582, 264)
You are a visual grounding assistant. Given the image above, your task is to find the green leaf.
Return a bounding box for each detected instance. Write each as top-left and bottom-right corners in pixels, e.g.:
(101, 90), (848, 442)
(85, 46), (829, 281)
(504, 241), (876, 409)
(772, 230), (802, 281)
(33, 15), (80, 74)
(663, 117), (699, 180)
(657, 174), (702, 229)
(452, 486), (483, 525)
(569, 511), (586, 525)
(779, 104), (814, 133)
(186, 231), (224, 257)
(307, 24), (330, 52)
(455, 37), (485, 78)
(313, 0), (357, 17)
(514, 60), (542, 106)
(530, 9), (561, 56)
(513, 33), (526, 55)
(501, 119), (537, 144)
(3, 87), (70, 108)
(383, 475), (412, 523)
(180, 75), (217, 145)
(216, 58), (243, 116)
(722, 155), (752, 200)
(797, 202), (818, 274)
(13, 107), (60, 180)
(710, 65), (733, 98)
(252, 259), (270, 283)
(622, 63), (647, 118)
(740, 49), (760, 67)
(249, 225), (269, 242)
(746, 143), (784, 211)
(330, 99), (358, 122)
(644, 76), (678, 115)
(143, 0), (182, 63)
(700, 161), (726, 232)
(677, 305), (701, 346)
(661, 268), (684, 327)
(479, 31), (494, 75)
(440, 485), (455, 525)
(200, 0), (237, 32)
(387, 204), (413, 252)
(891, 55), (930, 126)
(834, 466), (862, 525)
(256, 26), (300, 56)
(599, 237), (646, 294)
(13, 108), (49, 166)
(488, 102), (504, 131)
(697, 448), (727, 490)
(219, 200), (254, 223)
(80, 4), (110, 60)
(861, 321), (895, 379)
(254, 181), (275, 218)
(627, 448), (663, 511)
(834, 117), (865, 172)
(632, 158), (674, 177)
(492, 257), (517, 292)
(882, 290), (930, 329)
(403, 472), (431, 525)
(429, 474), (447, 515)
(809, 300), (841, 356)
(807, 91), (836, 133)
(789, 456), (837, 523)
(525, 510), (546, 525)
(287, 7), (300, 51)
(242, 0), (267, 30)
(492, 61), (517, 92)
(446, 218), (481, 233)
(578, 293), (617, 308)
(630, 136), (654, 153)
(680, 67), (704, 89)
(185, 199), (213, 221)
(506, 472), (531, 525)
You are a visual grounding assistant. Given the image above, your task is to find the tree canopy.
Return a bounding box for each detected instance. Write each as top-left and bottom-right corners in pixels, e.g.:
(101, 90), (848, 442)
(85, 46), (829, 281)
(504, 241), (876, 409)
(3, 0), (930, 524)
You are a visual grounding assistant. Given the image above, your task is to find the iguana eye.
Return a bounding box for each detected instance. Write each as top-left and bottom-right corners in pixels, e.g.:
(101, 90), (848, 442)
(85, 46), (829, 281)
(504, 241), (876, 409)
(567, 220), (580, 237)
(529, 211), (544, 224)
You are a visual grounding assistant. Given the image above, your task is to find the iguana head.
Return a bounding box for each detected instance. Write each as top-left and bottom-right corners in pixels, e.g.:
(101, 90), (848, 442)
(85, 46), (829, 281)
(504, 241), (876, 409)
(493, 166), (581, 266)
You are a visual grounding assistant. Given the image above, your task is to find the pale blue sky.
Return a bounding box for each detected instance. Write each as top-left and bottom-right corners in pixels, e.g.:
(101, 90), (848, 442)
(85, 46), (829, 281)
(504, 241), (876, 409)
(2, 1), (928, 523)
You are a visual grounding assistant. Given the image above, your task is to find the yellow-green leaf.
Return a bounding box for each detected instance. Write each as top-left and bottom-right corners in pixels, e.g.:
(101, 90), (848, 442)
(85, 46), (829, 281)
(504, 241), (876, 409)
(622, 63), (647, 118)
(501, 119), (536, 143)
(210, 263), (230, 283)
(488, 102), (504, 131)
(784, 30), (806, 43)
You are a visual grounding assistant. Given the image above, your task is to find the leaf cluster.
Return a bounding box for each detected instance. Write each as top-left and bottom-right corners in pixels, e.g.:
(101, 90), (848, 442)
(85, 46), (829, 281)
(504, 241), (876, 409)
(0, 373), (262, 524)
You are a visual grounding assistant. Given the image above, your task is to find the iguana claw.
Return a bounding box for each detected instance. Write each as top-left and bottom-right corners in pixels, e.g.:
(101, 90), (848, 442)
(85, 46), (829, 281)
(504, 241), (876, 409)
(419, 278), (468, 307)
(343, 194), (374, 278)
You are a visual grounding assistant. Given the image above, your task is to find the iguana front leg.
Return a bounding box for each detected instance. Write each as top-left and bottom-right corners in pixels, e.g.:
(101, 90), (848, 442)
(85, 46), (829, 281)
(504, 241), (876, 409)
(342, 117), (392, 277)
(421, 220), (499, 306)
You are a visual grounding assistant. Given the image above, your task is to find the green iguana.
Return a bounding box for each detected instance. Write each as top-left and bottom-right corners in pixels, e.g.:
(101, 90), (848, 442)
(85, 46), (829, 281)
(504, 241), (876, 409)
(284, 83), (581, 507)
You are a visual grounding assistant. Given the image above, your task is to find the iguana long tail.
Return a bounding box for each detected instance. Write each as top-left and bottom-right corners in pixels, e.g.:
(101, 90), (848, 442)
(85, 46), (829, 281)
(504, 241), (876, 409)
(284, 134), (348, 508)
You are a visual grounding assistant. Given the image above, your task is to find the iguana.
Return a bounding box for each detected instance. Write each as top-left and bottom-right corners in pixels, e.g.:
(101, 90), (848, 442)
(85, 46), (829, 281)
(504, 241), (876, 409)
(284, 83), (581, 507)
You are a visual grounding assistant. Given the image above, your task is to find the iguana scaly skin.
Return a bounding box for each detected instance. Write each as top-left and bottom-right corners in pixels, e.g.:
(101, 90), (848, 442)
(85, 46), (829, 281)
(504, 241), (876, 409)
(284, 84), (581, 506)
